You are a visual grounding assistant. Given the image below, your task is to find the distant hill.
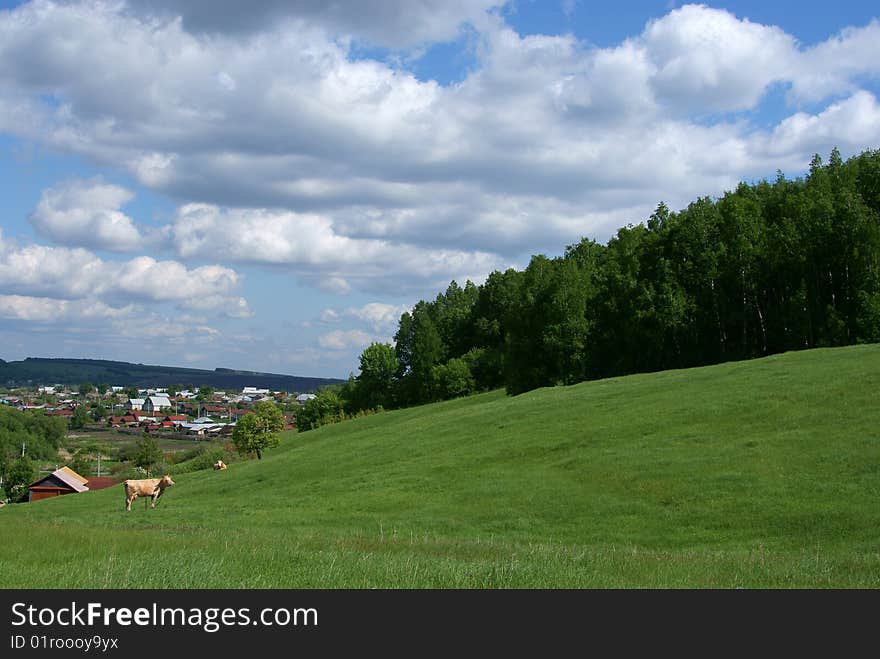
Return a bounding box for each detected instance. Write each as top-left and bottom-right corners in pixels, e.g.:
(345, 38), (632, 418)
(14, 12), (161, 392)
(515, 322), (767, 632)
(0, 357), (343, 392)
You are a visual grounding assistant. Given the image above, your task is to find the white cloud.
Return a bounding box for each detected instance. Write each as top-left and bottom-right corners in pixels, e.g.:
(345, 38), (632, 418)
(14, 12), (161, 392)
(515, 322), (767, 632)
(642, 4), (796, 113)
(757, 91), (880, 159)
(167, 204), (503, 293)
(29, 178), (148, 252)
(320, 302), (409, 334)
(0, 235), (248, 313)
(125, 0), (502, 49)
(791, 20), (880, 103)
(0, 294), (133, 322)
(347, 302), (409, 333)
(0, 0), (878, 304)
(317, 329), (373, 351)
(317, 277), (352, 296)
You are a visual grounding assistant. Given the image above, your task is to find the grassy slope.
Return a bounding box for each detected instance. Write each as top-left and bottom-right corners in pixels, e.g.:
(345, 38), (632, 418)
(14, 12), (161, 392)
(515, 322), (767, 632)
(2, 345), (879, 588)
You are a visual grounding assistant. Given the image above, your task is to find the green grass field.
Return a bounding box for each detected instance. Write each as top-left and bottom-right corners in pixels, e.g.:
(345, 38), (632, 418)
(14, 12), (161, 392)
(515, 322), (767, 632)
(2, 345), (880, 588)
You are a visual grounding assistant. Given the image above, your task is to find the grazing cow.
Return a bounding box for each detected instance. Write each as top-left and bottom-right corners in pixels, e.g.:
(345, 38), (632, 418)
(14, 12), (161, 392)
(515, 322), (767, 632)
(123, 475), (175, 511)
(213, 460), (227, 471)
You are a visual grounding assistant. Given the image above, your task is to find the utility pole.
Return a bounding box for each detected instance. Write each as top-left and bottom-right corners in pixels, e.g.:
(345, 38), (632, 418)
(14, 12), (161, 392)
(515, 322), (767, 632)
(96, 452), (102, 478)
(21, 442), (25, 458)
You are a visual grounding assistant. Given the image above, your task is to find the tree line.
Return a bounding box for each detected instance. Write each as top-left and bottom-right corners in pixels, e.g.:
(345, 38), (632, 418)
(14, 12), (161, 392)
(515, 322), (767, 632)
(299, 148), (880, 427)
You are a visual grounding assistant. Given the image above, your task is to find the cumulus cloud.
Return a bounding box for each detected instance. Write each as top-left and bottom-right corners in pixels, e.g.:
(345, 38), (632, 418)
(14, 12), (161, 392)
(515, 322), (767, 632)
(0, 235), (249, 313)
(0, 294), (134, 322)
(28, 178), (148, 251)
(757, 91), (880, 160)
(318, 329), (373, 351)
(321, 302), (409, 334)
(0, 293), (218, 349)
(642, 4), (796, 113)
(346, 302), (409, 333)
(319, 302), (411, 340)
(791, 20), (880, 103)
(0, 1), (878, 303)
(125, 0), (502, 48)
(167, 204), (504, 293)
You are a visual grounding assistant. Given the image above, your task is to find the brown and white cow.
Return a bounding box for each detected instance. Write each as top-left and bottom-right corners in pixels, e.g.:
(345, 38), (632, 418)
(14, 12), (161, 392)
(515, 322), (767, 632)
(213, 460), (227, 471)
(123, 475), (175, 511)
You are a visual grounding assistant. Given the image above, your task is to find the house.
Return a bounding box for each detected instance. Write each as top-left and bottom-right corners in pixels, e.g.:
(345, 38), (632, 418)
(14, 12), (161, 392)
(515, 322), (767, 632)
(130, 410), (158, 424)
(28, 466), (89, 502)
(177, 403), (198, 417)
(296, 393), (317, 404)
(142, 395), (172, 413)
(242, 387), (270, 396)
(108, 415), (137, 427)
(127, 398), (145, 411)
(179, 421), (227, 438)
(203, 405), (228, 418)
(229, 409), (252, 422)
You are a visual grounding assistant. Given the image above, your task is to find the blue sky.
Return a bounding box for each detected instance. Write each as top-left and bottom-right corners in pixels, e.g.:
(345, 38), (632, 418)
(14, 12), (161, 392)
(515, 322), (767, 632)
(0, 1), (878, 379)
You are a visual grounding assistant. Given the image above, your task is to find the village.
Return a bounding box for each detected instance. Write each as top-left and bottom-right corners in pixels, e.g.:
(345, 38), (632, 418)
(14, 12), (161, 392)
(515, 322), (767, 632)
(2, 384), (313, 437)
(0, 383), (318, 504)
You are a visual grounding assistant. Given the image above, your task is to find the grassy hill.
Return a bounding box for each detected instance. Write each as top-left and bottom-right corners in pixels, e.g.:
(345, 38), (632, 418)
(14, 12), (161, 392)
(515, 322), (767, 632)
(2, 345), (879, 588)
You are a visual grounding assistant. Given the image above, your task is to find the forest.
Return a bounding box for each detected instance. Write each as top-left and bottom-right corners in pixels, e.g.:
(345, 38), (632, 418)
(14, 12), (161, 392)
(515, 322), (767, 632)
(299, 149), (880, 427)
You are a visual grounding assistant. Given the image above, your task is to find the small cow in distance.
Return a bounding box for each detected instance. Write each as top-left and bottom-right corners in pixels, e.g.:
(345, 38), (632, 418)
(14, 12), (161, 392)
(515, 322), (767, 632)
(213, 460), (227, 471)
(123, 475), (175, 511)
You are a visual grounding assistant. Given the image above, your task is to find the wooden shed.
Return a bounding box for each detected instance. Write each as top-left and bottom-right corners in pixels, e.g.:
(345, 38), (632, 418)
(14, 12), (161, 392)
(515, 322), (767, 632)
(28, 466), (90, 502)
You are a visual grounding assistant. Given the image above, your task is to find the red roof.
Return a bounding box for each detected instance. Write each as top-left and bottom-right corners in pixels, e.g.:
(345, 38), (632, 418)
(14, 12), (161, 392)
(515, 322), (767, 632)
(85, 477), (116, 491)
(50, 409), (73, 416)
(165, 415), (187, 421)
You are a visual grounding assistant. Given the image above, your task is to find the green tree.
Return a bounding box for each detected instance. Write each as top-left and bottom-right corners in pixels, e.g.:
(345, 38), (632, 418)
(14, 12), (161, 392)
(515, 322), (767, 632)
(405, 303), (446, 403)
(70, 405), (89, 430)
(431, 357), (476, 399)
(134, 435), (163, 476)
(96, 383), (110, 395)
(124, 386), (140, 400)
(196, 386), (215, 401)
(433, 279), (479, 358)
(356, 343), (399, 410)
(232, 401), (284, 459)
(296, 391), (346, 432)
(3, 457), (35, 503)
(470, 268), (522, 390)
(92, 402), (108, 422)
(78, 382), (94, 397)
(69, 451), (92, 478)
